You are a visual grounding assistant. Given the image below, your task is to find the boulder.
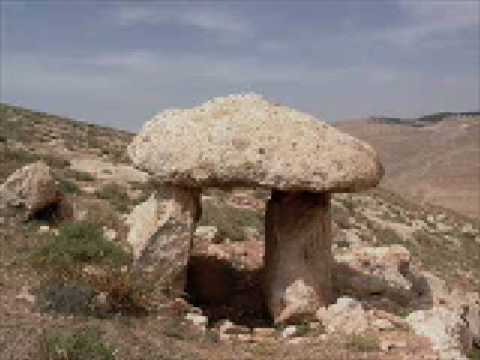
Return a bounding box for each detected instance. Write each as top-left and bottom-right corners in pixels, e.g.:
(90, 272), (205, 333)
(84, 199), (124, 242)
(0, 161), (61, 218)
(406, 307), (471, 360)
(126, 187), (201, 295)
(128, 94), (383, 192)
(316, 297), (368, 335)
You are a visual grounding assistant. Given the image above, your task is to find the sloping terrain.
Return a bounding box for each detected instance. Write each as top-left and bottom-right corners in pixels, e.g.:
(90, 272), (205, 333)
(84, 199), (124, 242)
(337, 117), (480, 219)
(1, 103), (479, 359)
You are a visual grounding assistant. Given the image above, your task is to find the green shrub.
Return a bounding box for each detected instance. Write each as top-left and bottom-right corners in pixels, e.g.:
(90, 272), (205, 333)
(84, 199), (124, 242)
(39, 327), (115, 360)
(33, 222), (129, 270)
(198, 198), (263, 241)
(468, 347), (480, 360)
(58, 178), (81, 195)
(96, 183), (130, 213)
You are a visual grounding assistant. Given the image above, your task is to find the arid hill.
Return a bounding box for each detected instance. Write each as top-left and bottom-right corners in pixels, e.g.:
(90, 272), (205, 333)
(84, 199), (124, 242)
(1, 103), (479, 359)
(336, 116), (480, 219)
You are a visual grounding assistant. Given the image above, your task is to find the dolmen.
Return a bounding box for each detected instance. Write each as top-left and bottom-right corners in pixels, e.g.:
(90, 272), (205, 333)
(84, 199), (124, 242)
(127, 94), (383, 324)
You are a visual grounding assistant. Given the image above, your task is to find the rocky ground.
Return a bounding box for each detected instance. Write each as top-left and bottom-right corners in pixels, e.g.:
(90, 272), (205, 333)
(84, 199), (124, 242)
(1, 103), (479, 359)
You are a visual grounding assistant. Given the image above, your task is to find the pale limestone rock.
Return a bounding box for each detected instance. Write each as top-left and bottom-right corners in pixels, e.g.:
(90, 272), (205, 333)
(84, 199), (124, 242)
(281, 325), (299, 338)
(316, 297), (368, 335)
(70, 158), (149, 184)
(185, 313), (208, 331)
(126, 187), (200, 294)
(126, 194), (160, 261)
(219, 320), (250, 341)
(406, 307), (470, 360)
(103, 227), (117, 241)
(264, 191), (332, 325)
(0, 161), (60, 217)
(16, 285), (35, 304)
(194, 225), (219, 243)
(38, 225), (51, 233)
(128, 94), (383, 192)
(371, 318), (395, 331)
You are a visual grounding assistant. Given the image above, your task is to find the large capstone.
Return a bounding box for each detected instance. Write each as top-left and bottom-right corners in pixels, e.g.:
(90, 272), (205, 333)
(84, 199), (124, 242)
(264, 191), (333, 325)
(128, 94), (383, 193)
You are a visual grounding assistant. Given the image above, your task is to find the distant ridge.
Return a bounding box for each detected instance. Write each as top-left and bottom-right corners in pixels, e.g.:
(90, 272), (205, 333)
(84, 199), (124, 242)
(369, 111), (480, 127)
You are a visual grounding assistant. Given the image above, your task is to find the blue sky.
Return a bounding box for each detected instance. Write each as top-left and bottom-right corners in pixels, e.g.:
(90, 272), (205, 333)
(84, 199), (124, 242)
(1, 1), (478, 131)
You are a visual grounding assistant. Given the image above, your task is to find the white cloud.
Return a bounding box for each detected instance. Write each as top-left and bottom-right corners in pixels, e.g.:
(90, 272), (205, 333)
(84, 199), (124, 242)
(113, 3), (251, 35)
(380, 0), (479, 46)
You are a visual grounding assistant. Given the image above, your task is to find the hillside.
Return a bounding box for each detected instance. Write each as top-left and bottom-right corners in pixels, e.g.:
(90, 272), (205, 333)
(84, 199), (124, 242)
(1, 103), (479, 359)
(337, 116), (480, 219)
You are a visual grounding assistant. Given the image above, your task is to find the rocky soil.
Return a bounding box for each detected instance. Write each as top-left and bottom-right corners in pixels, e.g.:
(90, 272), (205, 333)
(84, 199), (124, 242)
(1, 103), (479, 359)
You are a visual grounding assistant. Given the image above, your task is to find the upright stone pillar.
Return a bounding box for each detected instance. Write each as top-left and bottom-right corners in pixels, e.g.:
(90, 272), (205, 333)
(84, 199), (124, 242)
(264, 190), (333, 325)
(129, 185), (201, 296)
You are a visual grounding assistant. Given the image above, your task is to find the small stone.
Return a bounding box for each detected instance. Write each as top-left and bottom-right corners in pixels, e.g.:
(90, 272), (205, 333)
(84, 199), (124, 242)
(194, 226), (220, 243)
(38, 225), (50, 233)
(282, 325), (298, 338)
(316, 297), (368, 335)
(103, 227), (117, 241)
(372, 318), (394, 331)
(380, 339), (407, 352)
(219, 320), (250, 336)
(185, 313), (208, 331)
(16, 286), (35, 304)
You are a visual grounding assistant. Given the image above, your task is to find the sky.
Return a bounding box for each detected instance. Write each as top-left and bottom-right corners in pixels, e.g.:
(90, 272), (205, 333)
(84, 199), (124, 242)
(0, 1), (479, 131)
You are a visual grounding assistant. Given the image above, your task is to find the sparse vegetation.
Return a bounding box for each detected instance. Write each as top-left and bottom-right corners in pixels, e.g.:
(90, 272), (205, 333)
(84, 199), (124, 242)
(345, 334), (379, 353)
(468, 347), (480, 360)
(33, 222), (129, 270)
(199, 197), (264, 241)
(96, 182), (131, 213)
(39, 327), (115, 360)
(58, 178), (82, 195)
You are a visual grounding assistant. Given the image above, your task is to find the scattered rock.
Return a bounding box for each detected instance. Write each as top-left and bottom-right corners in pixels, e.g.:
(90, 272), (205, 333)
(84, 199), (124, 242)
(185, 313), (208, 331)
(0, 161), (61, 218)
(218, 320), (250, 341)
(194, 225), (219, 243)
(281, 325), (299, 338)
(102, 227), (117, 241)
(38, 225), (51, 233)
(406, 307), (470, 360)
(16, 286), (35, 304)
(316, 297), (368, 335)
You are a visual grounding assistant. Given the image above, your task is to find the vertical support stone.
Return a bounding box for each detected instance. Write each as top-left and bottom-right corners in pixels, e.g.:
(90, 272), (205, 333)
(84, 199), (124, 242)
(264, 190), (332, 325)
(129, 185), (201, 297)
